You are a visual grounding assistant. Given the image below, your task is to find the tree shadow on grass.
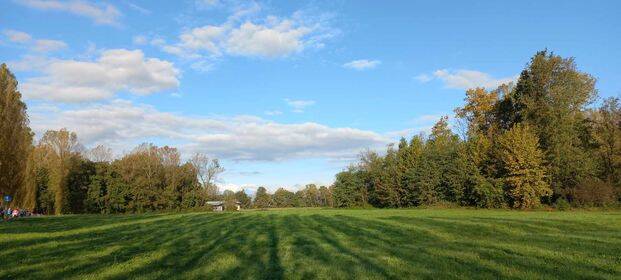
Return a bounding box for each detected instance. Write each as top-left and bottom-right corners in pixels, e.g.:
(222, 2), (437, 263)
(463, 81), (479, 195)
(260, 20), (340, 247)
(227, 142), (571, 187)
(1, 212), (620, 279)
(379, 215), (621, 279)
(1, 213), (237, 279)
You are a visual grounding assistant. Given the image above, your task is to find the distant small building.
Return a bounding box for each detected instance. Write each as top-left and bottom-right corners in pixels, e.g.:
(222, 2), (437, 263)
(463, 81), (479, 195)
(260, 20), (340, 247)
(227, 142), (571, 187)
(206, 201), (224, 211)
(206, 201), (241, 211)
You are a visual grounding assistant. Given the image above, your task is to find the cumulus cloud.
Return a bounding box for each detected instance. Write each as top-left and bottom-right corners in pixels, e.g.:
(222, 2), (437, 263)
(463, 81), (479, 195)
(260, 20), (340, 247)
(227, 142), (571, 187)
(30, 100), (389, 161)
(285, 99), (315, 113)
(343, 59), (381, 70)
(19, 49), (180, 102)
(226, 17), (312, 58)
(154, 6), (334, 62)
(177, 25), (226, 55)
(16, 0), (122, 26)
(416, 69), (517, 89)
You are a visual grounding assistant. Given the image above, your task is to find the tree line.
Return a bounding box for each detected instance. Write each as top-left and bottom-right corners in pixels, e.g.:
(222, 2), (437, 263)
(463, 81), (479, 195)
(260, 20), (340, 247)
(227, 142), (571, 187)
(1, 63), (333, 213)
(252, 185), (333, 209)
(332, 51), (621, 209)
(8, 129), (232, 214)
(2, 50), (620, 213)
(1, 62), (235, 214)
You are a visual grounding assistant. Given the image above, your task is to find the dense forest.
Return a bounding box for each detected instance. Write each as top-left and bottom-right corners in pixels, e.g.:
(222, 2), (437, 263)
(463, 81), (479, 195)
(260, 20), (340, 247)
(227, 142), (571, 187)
(332, 51), (621, 209)
(1, 50), (620, 214)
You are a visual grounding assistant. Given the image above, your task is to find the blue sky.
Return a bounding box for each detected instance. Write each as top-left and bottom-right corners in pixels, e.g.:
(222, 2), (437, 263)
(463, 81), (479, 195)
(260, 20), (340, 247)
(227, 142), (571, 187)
(1, 0), (620, 193)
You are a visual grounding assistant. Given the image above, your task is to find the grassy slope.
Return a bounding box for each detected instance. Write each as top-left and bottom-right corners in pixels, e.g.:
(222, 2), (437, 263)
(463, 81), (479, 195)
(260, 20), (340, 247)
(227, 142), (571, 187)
(0, 209), (620, 280)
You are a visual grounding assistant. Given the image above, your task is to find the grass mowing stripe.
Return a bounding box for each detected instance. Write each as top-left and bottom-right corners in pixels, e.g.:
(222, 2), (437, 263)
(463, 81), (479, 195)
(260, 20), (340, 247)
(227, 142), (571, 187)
(0, 209), (619, 279)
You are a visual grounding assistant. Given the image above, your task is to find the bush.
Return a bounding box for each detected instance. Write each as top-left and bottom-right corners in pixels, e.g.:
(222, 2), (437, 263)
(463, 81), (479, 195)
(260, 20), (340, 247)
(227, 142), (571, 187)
(572, 179), (616, 207)
(554, 198), (570, 211)
(466, 177), (506, 208)
(223, 200), (240, 211)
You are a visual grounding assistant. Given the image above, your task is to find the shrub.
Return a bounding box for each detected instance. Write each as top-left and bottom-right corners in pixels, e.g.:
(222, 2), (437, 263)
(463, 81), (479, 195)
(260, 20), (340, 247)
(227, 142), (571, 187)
(554, 198), (570, 211)
(469, 178), (505, 208)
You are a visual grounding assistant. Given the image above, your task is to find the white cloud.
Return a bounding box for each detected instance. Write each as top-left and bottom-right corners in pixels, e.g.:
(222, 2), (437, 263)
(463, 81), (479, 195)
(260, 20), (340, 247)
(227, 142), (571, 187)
(343, 59), (381, 70)
(190, 60), (215, 73)
(285, 99), (315, 113)
(3, 29), (32, 43)
(17, 0), (121, 26)
(178, 25), (226, 55)
(386, 114), (451, 138)
(3, 29), (67, 53)
(132, 35), (148, 45)
(155, 6), (334, 63)
(414, 74), (432, 83)
(195, 0), (220, 10)
(20, 49), (180, 102)
(127, 2), (151, 14)
(7, 55), (50, 72)
(225, 18), (312, 58)
(410, 114), (446, 125)
(33, 39), (67, 52)
(30, 100), (389, 161)
(265, 110), (283, 116)
(429, 69), (517, 89)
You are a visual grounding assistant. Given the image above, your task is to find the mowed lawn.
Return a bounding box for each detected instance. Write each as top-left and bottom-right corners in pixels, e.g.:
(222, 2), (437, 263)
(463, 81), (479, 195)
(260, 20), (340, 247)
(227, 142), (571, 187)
(1, 209), (620, 279)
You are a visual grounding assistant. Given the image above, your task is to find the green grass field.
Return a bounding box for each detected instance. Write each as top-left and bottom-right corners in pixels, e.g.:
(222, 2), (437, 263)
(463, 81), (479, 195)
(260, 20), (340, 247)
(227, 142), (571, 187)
(1, 209), (620, 279)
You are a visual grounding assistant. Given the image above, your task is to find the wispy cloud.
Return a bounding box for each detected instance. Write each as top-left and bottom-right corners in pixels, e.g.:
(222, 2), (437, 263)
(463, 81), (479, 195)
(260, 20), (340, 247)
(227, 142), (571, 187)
(285, 99), (315, 113)
(132, 35), (148, 45)
(414, 74), (432, 83)
(386, 114), (452, 138)
(33, 39), (67, 52)
(265, 110), (283, 116)
(16, 0), (122, 26)
(195, 0), (221, 10)
(3, 29), (67, 52)
(416, 69), (517, 89)
(3, 29), (32, 43)
(127, 2), (151, 15)
(343, 59), (381, 70)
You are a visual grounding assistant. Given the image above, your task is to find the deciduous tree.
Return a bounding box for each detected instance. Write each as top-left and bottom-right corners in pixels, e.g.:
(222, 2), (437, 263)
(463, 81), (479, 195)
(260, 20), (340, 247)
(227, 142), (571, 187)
(495, 124), (551, 208)
(0, 64), (33, 205)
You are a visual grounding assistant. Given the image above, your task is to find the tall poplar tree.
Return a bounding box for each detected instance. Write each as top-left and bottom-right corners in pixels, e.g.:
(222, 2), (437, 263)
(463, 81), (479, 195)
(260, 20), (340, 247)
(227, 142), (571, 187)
(0, 64), (33, 205)
(39, 129), (81, 214)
